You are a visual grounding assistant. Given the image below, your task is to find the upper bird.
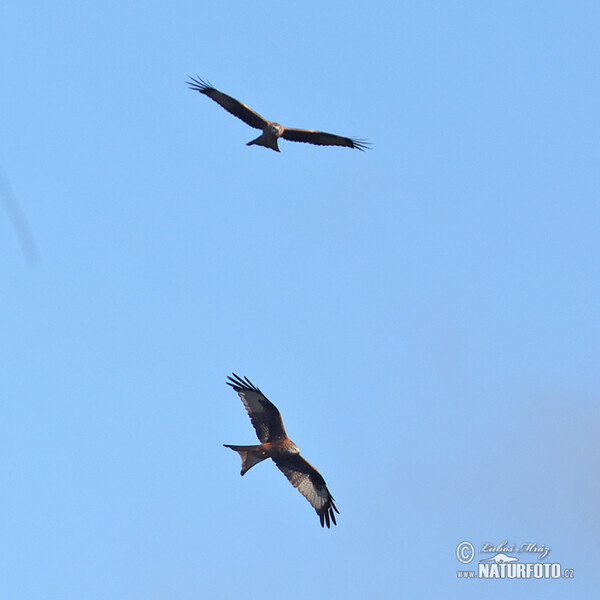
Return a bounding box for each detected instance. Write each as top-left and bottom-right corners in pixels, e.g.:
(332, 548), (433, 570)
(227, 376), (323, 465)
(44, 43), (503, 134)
(224, 374), (339, 528)
(187, 76), (369, 152)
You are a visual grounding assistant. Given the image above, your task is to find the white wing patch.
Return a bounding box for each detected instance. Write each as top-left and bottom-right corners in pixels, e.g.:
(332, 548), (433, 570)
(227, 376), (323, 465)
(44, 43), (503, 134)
(296, 474), (329, 510)
(276, 460), (330, 511)
(237, 389), (267, 414)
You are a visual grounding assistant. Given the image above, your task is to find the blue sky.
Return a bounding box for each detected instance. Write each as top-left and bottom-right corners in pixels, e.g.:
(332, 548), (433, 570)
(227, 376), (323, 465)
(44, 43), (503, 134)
(1, 1), (599, 598)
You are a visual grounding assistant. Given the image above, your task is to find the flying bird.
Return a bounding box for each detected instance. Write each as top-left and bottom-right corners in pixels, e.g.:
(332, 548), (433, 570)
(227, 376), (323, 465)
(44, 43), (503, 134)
(187, 76), (369, 152)
(224, 374), (339, 528)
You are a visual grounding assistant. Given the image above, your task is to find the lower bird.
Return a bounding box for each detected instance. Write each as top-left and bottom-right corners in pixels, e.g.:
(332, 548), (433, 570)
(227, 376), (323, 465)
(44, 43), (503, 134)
(224, 373), (339, 528)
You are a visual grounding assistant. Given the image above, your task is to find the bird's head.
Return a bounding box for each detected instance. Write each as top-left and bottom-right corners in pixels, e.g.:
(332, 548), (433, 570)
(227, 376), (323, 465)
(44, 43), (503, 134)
(288, 442), (300, 455)
(268, 122), (284, 137)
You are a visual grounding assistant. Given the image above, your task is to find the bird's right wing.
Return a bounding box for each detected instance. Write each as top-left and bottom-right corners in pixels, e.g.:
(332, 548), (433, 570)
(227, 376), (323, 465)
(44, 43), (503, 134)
(187, 77), (268, 130)
(274, 454), (339, 528)
(281, 127), (370, 151)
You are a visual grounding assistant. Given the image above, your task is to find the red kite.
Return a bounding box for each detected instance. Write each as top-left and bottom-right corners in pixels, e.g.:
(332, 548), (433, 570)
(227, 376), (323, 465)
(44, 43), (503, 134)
(187, 76), (369, 152)
(224, 374), (339, 528)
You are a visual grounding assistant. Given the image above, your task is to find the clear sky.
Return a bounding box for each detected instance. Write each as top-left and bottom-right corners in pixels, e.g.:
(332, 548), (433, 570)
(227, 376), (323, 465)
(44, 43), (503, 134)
(1, 1), (599, 598)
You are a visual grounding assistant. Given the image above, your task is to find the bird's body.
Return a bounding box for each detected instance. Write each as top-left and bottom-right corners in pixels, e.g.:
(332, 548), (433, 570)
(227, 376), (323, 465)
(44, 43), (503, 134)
(246, 122), (285, 152)
(224, 374), (339, 528)
(188, 76), (369, 152)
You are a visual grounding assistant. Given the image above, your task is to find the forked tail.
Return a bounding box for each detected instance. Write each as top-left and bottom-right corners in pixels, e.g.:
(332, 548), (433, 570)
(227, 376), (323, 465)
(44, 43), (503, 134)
(246, 134), (280, 152)
(223, 444), (269, 475)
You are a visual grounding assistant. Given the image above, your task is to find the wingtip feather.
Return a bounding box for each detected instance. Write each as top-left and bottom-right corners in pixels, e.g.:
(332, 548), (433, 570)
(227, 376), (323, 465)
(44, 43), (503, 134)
(351, 138), (371, 151)
(186, 75), (214, 94)
(226, 373), (262, 394)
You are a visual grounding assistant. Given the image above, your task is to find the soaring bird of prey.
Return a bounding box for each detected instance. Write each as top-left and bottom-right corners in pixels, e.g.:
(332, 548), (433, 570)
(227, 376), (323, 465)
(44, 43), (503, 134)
(187, 76), (369, 152)
(224, 374), (339, 528)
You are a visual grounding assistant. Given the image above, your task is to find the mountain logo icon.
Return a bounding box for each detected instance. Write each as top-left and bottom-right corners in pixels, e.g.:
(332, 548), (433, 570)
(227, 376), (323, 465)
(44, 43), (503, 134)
(479, 552), (519, 564)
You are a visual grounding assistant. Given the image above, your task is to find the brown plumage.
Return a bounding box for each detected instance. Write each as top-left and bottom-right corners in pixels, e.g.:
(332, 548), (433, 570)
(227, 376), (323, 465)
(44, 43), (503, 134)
(224, 374), (339, 528)
(187, 76), (369, 152)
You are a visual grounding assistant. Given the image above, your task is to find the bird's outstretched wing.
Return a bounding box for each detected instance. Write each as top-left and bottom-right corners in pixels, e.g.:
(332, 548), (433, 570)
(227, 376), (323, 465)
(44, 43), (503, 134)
(274, 454), (339, 528)
(187, 77), (269, 131)
(226, 374), (288, 443)
(281, 128), (370, 151)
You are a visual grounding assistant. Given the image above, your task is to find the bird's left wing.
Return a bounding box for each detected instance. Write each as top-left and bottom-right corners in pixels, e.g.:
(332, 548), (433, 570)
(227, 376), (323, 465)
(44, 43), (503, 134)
(273, 454), (339, 528)
(226, 374), (288, 443)
(281, 128), (370, 151)
(187, 77), (269, 130)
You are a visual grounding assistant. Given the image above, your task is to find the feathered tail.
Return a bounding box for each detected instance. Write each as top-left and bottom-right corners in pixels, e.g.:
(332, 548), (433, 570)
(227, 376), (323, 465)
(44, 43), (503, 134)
(246, 133), (280, 152)
(224, 444), (269, 475)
